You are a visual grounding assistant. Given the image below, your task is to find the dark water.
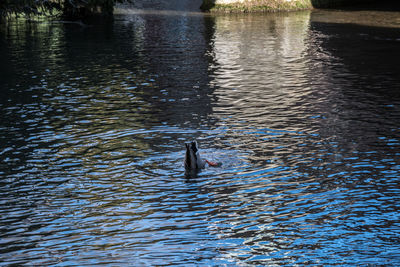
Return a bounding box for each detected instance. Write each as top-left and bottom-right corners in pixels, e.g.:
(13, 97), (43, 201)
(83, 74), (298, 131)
(1, 2), (400, 265)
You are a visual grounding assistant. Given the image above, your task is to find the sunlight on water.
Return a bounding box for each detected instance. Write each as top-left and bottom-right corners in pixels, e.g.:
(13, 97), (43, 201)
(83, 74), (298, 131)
(1, 2), (400, 265)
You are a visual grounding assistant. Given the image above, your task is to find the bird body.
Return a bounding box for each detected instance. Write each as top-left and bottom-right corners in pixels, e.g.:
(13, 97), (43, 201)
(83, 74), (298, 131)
(185, 141), (206, 170)
(184, 141), (219, 171)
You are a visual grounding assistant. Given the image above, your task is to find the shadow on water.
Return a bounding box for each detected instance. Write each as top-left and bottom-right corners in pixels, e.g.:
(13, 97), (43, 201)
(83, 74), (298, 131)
(309, 20), (400, 96)
(311, 0), (400, 11)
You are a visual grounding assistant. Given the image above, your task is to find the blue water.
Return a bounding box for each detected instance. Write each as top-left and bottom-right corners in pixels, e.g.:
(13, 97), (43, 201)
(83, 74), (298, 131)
(1, 2), (400, 265)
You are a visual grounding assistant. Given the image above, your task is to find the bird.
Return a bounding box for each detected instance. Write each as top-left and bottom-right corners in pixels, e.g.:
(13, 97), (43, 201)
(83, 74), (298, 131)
(184, 140), (218, 170)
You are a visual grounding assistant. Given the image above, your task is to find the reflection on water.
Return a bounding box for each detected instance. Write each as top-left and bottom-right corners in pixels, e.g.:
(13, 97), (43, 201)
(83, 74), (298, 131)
(1, 4), (400, 266)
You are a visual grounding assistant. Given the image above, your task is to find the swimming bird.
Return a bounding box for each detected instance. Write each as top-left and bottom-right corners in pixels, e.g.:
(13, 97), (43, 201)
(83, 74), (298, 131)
(184, 141), (218, 170)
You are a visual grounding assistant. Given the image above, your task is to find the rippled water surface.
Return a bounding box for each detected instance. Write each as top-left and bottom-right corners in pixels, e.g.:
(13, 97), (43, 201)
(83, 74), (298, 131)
(1, 1), (400, 265)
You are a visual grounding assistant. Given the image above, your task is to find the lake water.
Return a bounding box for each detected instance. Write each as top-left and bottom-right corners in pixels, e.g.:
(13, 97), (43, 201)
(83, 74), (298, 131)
(1, 1), (400, 265)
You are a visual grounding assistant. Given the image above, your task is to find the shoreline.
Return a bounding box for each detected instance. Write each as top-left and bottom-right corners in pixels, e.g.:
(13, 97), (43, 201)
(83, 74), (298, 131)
(200, 0), (377, 13)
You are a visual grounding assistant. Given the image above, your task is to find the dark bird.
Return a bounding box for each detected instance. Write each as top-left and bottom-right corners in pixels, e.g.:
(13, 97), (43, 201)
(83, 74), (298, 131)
(184, 141), (218, 170)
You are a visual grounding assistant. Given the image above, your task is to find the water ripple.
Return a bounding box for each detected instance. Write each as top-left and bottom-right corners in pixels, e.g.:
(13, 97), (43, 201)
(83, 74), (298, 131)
(1, 4), (400, 266)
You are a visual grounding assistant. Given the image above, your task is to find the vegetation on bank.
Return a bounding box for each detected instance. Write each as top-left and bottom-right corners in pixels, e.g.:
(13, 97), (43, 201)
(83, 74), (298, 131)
(200, 0), (378, 13)
(201, 0), (312, 13)
(0, 0), (130, 21)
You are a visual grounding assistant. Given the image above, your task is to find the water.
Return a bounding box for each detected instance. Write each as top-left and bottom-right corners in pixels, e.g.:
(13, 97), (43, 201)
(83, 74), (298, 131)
(1, 1), (400, 265)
